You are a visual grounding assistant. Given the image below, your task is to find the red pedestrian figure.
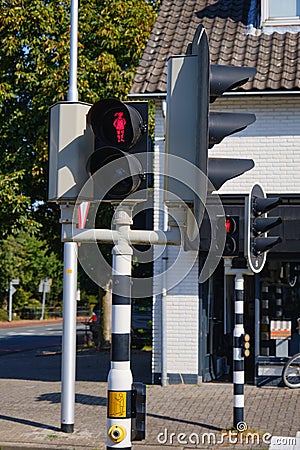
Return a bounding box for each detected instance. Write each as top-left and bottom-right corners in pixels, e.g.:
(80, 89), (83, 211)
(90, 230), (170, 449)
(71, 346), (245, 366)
(113, 111), (126, 143)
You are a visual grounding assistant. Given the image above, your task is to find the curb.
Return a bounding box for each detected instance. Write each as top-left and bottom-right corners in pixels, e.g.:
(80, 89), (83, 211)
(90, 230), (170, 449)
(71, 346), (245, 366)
(0, 317), (88, 329)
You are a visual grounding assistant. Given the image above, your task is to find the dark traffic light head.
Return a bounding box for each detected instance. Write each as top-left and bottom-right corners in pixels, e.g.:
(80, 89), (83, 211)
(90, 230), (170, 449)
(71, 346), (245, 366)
(223, 215), (239, 257)
(246, 183), (282, 273)
(86, 99), (148, 202)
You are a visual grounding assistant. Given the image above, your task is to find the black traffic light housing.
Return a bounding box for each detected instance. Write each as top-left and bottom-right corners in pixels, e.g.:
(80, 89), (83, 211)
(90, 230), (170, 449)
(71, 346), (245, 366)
(207, 62), (256, 190)
(223, 215), (239, 257)
(188, 25), (256, 193)
(87, 98), (148, 202)
(188, 25), (256, 190)
(131, 382), (146, 441)
(246, 183), (282, 273)
(165, 25), (256, 208)
(209, 64), (256, 147)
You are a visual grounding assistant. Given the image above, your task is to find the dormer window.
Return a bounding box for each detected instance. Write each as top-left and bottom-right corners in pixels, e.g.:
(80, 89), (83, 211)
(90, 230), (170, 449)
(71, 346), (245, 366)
(262, 0), (300, 26)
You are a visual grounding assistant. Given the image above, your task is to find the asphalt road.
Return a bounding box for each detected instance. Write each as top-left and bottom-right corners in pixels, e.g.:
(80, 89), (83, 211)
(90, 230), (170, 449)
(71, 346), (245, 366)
(0, 322), (86, 356)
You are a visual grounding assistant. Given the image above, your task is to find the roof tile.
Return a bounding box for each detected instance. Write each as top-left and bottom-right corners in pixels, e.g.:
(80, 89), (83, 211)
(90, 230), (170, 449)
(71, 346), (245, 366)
(130, 0), (300, 95)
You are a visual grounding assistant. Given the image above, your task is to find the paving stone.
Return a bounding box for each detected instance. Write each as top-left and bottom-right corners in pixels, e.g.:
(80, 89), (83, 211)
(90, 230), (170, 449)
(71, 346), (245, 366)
(0, 331), (299, 449)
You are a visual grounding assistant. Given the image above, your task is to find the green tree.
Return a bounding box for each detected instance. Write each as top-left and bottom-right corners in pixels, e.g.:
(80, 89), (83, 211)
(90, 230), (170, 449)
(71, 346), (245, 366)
(0, 171), (39, 237)
(0, 0), (159, 311)
(0, 0), (159, 219)
(0, 230), (63, 312)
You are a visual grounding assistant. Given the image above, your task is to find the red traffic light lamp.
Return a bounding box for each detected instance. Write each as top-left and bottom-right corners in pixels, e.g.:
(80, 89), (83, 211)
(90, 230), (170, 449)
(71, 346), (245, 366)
(223, 215), (239, 257)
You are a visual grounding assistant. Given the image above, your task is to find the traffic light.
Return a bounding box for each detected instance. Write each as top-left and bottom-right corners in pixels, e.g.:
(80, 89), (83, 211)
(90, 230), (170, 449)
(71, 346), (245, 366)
(48, 101), (94, 202)
(240, 334), (251, 358)
(207, 62), (256, 191)
(87, 99), (149, 202)
(223, 215), (239, 257)
(164, 25), (209, 216)
(164, 25), (256, 215)
(246, 183), (282, 273)
(48, 99), (148, 204)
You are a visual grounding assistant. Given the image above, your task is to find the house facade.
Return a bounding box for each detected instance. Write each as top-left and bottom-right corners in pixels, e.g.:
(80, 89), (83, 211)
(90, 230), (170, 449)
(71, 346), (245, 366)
(130, 0), (300, 385)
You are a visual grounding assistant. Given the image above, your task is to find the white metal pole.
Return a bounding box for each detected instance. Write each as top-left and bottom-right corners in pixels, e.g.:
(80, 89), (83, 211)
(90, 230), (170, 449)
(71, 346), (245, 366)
(67, 0), (78, 102)
(40, 281), (46, 320)
(61, 241), (78, 433)
(8, 282), (13, 322)
(60, 0), (79, 433)
(161, 204), (169, 387)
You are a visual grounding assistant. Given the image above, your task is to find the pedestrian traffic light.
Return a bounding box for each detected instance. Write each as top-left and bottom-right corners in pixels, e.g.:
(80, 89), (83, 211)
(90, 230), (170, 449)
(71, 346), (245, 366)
(223, 215), (239, 257)
(164, 25), (256, 215)
(48, 101), (94, 202)
(246, 183), (282, 273)
(240, 334), (250, 358)
(48, 99), (148, 204)
(87, 98), (149, 202)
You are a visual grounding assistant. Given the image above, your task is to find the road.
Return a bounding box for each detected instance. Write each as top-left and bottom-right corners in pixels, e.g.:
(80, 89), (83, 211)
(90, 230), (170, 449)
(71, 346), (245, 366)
(0, 321), (86, 355)
(0, 306), (151, 356)
(0, 320), (151, 383)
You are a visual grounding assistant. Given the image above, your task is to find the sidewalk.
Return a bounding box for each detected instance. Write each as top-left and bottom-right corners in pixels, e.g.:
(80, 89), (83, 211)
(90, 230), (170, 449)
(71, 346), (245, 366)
(0, 336), (299, 449)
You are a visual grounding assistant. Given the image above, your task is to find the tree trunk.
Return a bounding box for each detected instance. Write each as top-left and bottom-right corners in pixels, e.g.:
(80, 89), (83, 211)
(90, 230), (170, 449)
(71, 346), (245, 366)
(101, 281), (112, 349)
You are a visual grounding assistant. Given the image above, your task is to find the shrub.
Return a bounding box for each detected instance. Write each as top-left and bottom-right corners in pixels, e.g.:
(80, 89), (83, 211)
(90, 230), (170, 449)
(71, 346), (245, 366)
(0, 308), (8, 321)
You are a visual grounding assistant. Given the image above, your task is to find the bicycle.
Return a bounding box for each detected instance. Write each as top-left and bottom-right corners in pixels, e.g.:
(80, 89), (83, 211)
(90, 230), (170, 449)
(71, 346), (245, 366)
(282, 353), (300, 388)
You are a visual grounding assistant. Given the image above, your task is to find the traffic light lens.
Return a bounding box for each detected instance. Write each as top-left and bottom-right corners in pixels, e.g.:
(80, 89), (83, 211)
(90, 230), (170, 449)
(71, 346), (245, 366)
(225, 217), (236, 233)
(88, 147), (143, 199)
(222, 215), (239, 257)
(225, 236), (236, 254)
(102, 107), (133, 147)
(88, 99), (144, 150)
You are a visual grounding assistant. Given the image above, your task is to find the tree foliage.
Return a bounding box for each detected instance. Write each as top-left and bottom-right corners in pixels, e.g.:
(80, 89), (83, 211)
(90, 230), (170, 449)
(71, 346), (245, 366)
(0, 230), (63, 312)
(0, 0), (159, 310)
(0, 0), (158, 206)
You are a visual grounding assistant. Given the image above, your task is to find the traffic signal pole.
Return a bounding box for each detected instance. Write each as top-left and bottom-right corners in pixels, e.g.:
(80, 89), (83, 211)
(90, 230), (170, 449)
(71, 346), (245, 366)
(224, 259), (253, 429)
(60, 0), (79, 433)
(107, 204), (134, 450)
(233, 272), (245, 427)
(60, 202), (189, 445)
(60, 205), (78, 433)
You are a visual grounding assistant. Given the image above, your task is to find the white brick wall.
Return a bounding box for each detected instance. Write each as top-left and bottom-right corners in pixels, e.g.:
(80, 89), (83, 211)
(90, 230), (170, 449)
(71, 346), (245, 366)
(165, 295), (199, 374)
(152, 94), (300, 381)
(152, 100), (199, 378)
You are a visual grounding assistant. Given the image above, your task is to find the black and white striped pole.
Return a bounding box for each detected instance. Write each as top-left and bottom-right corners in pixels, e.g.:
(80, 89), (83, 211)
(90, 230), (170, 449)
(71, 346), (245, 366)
(107, 206), (133, 450)
(224, 260), (252, 429)
(233, 272), (245, 427)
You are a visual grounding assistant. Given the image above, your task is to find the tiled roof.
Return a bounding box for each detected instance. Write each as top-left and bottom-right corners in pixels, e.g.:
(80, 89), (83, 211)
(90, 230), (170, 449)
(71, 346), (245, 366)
(130, 0), (300, 95)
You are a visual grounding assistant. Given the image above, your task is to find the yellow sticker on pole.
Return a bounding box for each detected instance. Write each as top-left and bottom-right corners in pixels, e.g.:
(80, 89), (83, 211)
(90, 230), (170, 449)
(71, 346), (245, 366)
(66, 269), (72, 274)
(108, 391), (127, 418)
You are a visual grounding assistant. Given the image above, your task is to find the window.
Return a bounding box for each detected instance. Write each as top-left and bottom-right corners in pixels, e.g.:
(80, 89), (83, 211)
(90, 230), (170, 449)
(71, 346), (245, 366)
(262, 0), (300, 25)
